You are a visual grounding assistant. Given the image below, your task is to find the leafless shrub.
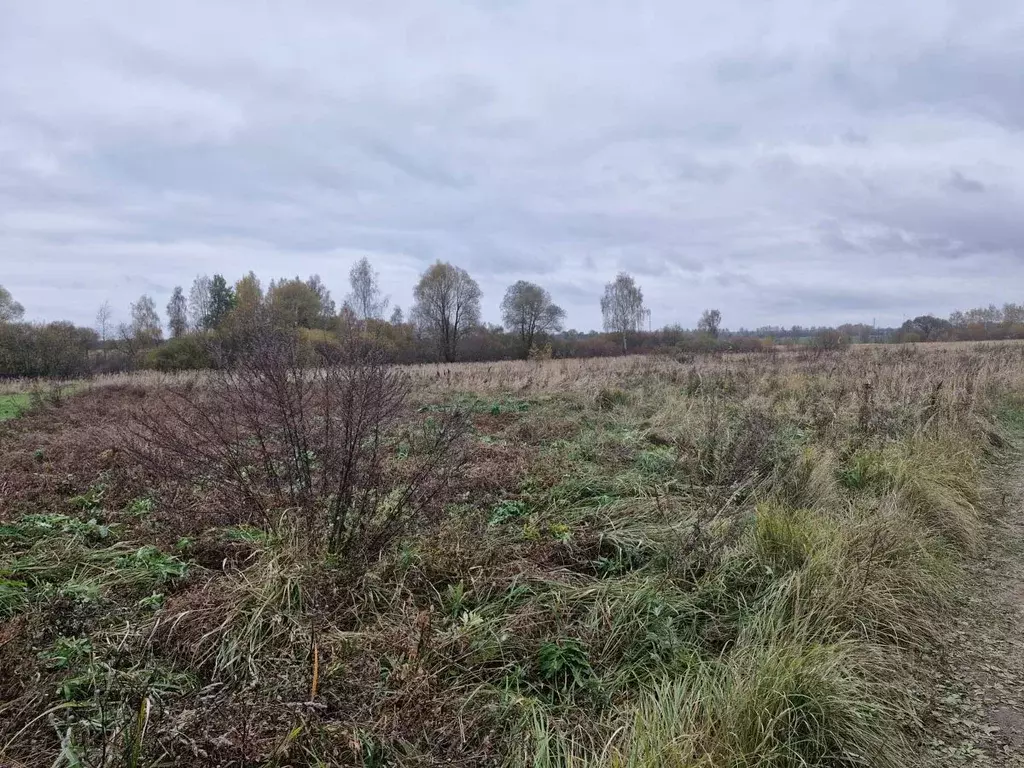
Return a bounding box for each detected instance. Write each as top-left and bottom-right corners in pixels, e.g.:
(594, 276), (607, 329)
(127, 327), (469, 562)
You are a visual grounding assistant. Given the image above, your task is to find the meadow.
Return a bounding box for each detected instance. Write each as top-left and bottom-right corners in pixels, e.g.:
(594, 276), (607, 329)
(1, 343), (1023, 767)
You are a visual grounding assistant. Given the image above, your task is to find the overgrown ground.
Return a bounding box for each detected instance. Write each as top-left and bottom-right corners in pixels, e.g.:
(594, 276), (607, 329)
(2, 346), (1024, 767)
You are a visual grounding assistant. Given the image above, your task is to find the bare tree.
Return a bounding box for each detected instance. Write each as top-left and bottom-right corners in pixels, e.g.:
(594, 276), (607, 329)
(600, 272), (646, 352)
(0, 285), (25, 323)
(347, 257), (389, 321)
(412, 261), (482, 362)
(188, 275), (213, 332)
(1004, 303), (1024, 325)
(389, 305), (404, 325)
(697, 308), (722, 338)
(167, 287), (188, 338)
(501, 280), (566, 358)
(95, 300), (113, 346)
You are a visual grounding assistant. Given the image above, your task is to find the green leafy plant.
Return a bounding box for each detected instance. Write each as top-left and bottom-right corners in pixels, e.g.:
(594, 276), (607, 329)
(17, 513), (113, 541)
(41, 635), (93, 670)
(69, 482), (107, 512)
(117, 546), (188, 582)
(220, 524), (275, 545)
(442, 581), (470, 617)
(548, 522), (572, 542)
(489, 499), (529, 526)
(126, 496), (155, 517)
(536, 639), (593, 692)
(174, 536), (194, 553)
(137, 592), (165, 610)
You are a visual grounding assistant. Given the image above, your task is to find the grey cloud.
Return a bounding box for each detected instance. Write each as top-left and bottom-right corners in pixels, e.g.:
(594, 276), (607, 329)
(713, 271), (756, 289)
(2, 0), (1024, 331)
(761, 285), (908, 314)
(817, 222), (863, 254)
(546, 279), (601, 306)
(949, 171), (986, 194)
(714, 55), (797, 86)
(675, 157), (734, 184)
(841, 130), (869, 146)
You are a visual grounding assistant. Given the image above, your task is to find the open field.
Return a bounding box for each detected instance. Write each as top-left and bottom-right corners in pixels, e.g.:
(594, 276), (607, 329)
(2, 344), (1024, 766)
(4, 338), (1024, 398)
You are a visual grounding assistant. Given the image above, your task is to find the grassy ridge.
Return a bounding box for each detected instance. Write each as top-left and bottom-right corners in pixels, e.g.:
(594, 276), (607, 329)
(0, 345), (1021, 766)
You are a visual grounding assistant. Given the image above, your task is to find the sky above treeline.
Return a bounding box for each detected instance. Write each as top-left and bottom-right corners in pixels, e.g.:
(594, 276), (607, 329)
(2, 1), (1023, 332)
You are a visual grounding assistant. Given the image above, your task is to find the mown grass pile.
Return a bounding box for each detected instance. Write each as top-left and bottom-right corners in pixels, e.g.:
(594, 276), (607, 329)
(1, 343), (1022, 766)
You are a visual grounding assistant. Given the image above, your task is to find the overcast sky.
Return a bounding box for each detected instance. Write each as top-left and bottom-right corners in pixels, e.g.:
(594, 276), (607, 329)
(2, 1), (1023, 331)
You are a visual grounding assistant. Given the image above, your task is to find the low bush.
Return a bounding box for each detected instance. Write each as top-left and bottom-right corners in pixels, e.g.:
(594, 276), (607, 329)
(129, 328), (470, 565)
(144, 334), (214, 371)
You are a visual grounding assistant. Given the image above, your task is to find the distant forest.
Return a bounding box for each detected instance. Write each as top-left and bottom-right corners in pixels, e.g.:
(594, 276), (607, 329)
(1, 259), (1022, 378)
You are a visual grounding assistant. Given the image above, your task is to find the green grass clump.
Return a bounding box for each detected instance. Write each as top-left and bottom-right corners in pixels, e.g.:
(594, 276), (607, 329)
(602, 626), (906, 768)
(595, 386), (631, 410)
(0, 393), (30, 421)
(0, 514), (188, 621)
(158, 537), (310, 681)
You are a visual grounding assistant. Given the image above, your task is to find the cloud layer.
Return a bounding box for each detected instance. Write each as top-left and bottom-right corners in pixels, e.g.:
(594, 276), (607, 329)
(3, 0), (1023, 330)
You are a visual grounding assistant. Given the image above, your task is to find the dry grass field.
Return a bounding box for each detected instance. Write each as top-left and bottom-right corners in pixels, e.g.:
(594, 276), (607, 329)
(2, 342), (1024, 766)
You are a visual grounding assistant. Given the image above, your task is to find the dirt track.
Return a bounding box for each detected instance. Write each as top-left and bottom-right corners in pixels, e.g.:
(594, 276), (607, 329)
(925, 454), (1024, 765)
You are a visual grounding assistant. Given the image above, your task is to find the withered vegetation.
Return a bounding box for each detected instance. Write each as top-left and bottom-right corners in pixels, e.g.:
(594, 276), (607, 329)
(2, 342), (1023, 767)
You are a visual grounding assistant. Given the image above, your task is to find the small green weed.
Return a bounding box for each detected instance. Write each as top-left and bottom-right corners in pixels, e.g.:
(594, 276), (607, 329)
(490, 399), (529, 415)
(117, 546), (189, 582)
(125, 496), (155, 517)
(137, 592), (165, 610)
(536, 639), (593, 692)
(548, 522), (572, 542)
(838, 450), (883, 490)
(442, 581), (471, 617)
(594, 554), (629, 578)
(352, 729), (393, 768)
(69, 482), (107, 512)
(49, 579), (103, 605)
(41, 635), (93, 670)
(489, 499), (529, 526)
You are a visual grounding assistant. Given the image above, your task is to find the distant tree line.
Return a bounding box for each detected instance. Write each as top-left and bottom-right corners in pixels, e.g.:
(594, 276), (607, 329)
(2, 262), (1024, 378)
(894, 303), (1024, 343)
